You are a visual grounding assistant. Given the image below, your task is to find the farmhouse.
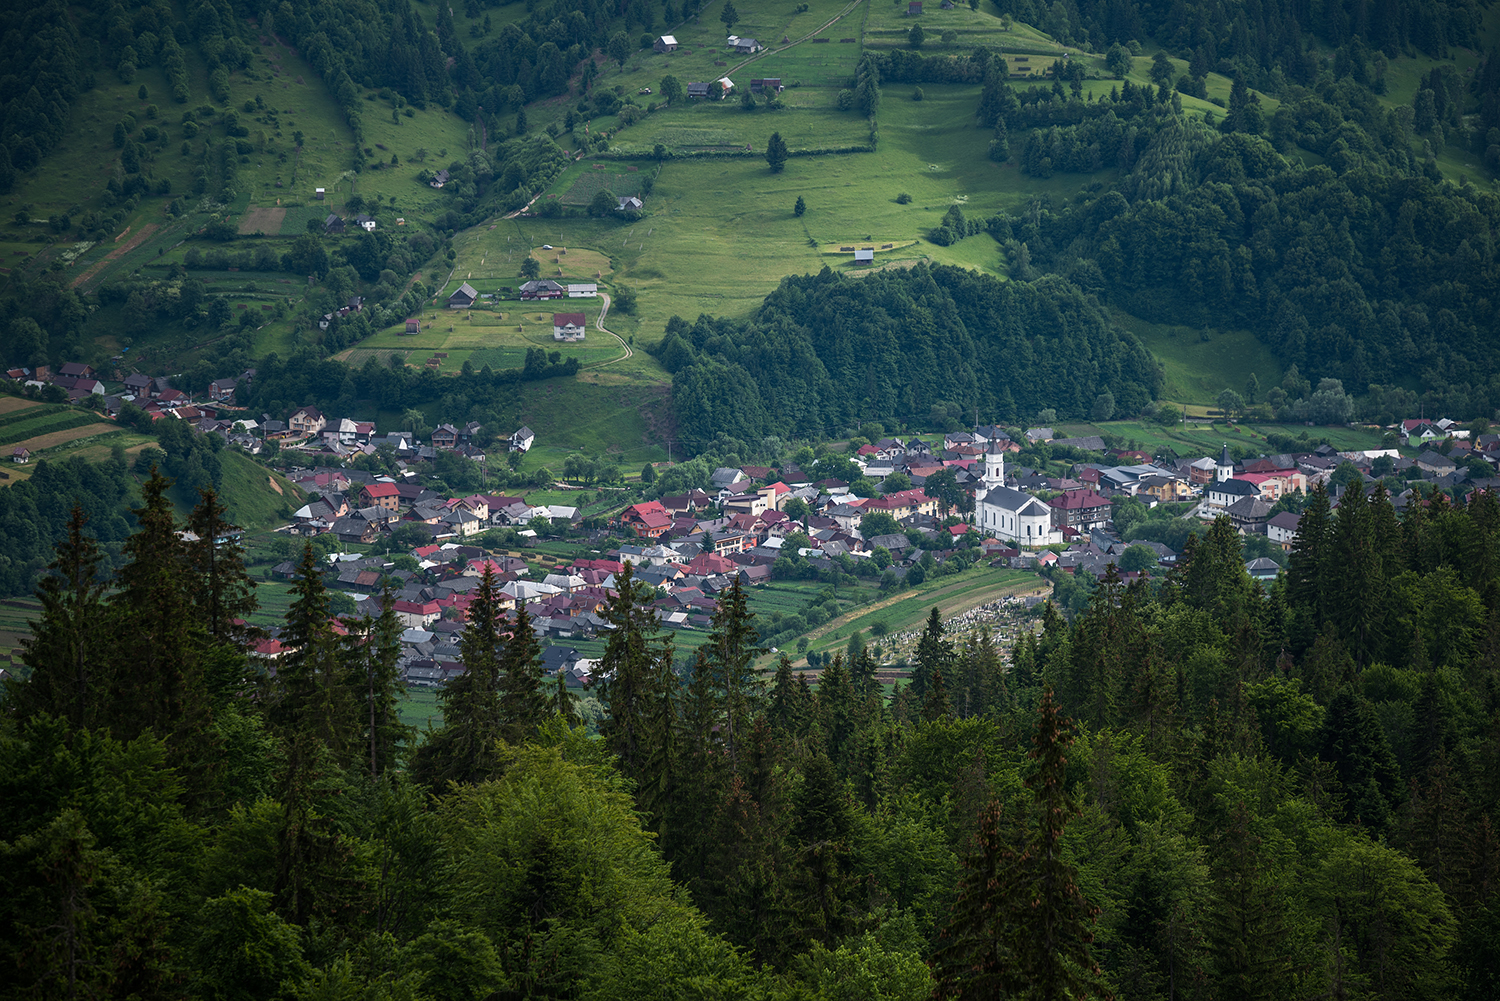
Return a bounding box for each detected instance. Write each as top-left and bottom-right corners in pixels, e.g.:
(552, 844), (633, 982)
(447, 282), (479, 308)
(509, 426), (535, 452)
(324, 214), (345, 234)
(289, 407), (326, 435)
(552, 312), (587, 342)
(727, 35), (763, 53)
(404, 318), (421, 334)
(654, 34), (678, 52)
(519, 279), (565, 299)
(908, 1), (923, 12)
(12, 447), (30, 463)
(687, 81), (712, 99)
(429, 169), (450, 188)
(717, 76), (736, 94)
(619, 500), (672, 538)
(353, 214), (376, 232)
(618, 195), (643, 211)
(750, 78), (783, 93)
(209, 377), (238, 402)
(430, 424), (459, 449)
(567, 283), (598, 297)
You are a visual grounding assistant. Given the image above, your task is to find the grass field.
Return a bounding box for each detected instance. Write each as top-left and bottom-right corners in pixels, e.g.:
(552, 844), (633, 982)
(1112, 310), (1286, 407)
(1070, 418), (1391, 458)
(559, 166), (654, 206)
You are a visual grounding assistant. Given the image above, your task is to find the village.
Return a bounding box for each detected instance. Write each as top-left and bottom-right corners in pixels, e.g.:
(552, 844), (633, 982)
(4, 362), (1492, 690)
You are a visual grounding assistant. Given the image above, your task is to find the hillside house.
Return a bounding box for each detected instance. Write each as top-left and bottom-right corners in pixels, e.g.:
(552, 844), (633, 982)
(908, 1), (923, 12)
(717, 76), (736, 94)
(654, 34), (678, 52)
(208, 377), (238, 402)
(429, 170), (450, 189)
(519, 279), (565, 299)
(12, 447), (30, 463)
(687, 81), (712, 99)
(405, 318), (421, 334)
(431, 424), (459, 449)
(552, 312), (587, 341)
(354, 214), (376, 232)
(619, 500), (672, 538)
(58, 362), (94, 379)
(289, 407), (326, 435)
(123, 373), (153, 395)
(727, 35), (763, 53)
(854, 248), (874, 263)
(509, 426), (535, 452)
(750, 78), (783, 93)
(361, 482), (401, 512)
(567, 283), (598, 297)
(447, 282), (479, 308)
(618, 195), (643, 211)
(324, 214), (345, 234)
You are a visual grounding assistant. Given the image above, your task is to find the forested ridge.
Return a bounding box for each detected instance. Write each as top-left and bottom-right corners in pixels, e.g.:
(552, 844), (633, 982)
(5, 459), (1500, 997)
(655, 264), (1163, 444)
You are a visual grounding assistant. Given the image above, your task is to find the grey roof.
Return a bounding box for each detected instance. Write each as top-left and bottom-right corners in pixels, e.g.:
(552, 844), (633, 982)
(983, 484), (1048, 513)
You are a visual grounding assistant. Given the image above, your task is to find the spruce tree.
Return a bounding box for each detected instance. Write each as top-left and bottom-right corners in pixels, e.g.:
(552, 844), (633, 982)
(411, 565), (505, 788)
(185, 487), (258, 645)
(10, 506), (109, 730)
(921, 666), (953, 721)
(765, 131), (788, 173)
(349, 582), (408, 778)
(705, 577), (763, 767)
(273, 543), (353, 756)
(109, 468), (219, 806)
(912, 606), (953, 704)
(497, 600), (548, 744)
(596, 562), (673, 780)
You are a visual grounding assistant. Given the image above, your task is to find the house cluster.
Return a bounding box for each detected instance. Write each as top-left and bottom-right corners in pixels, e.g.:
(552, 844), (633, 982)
(287, 467), (576, 545)
(319, 296), (365, 331)
(6, 362), (108, 402)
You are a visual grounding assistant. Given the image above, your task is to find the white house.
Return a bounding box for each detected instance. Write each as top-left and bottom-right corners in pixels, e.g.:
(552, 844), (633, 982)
(567, 283), (598, 297)
(1203, 477), (1259, 514)
(1267, 511), (1301, 551)
(974, 442), (1061, 547)
(509, 426), (535, 452)
(552, 312), (587, 341)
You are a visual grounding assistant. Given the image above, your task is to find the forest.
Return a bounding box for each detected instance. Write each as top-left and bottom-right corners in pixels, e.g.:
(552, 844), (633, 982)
(654, 264), (1164, 442)
(4, 458), (1498, 998)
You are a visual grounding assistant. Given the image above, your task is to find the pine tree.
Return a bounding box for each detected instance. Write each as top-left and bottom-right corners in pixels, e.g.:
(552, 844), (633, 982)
(185, 487), (258, 645)
(349, 582), (408, 778)
(10, 506), (109, 730)
(922, 666), (952, 721)
(497, 601), (548, 744)
(411, 566), (505, 787)
(272, 543), (353, 757)
(704, 577), (763, 768)
(793, 194), (805, 216)
(765, 131), (788, 173)
(596, 562), (673, 780)
(912, 606), (953, 704)
(934, 686), (1109, 1000)
(1286, 482), (1332, 649)
(108, 468), (219, 806)
(816, 653), (856, 760)
(1206, 801), (1299, 999)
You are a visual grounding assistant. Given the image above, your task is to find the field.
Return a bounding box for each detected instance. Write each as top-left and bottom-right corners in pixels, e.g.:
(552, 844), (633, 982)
(559, 166), (654, 206)
(795, 565), (1042, 666)
(339, 300), (623, 374)
(1069, 418), (1391, 458)
(1113, 311), (1286, 408)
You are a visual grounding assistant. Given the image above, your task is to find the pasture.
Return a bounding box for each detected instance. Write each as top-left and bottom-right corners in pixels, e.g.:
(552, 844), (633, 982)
(1113, 311), (1287, 408)
(1072, 418), (1391, 458)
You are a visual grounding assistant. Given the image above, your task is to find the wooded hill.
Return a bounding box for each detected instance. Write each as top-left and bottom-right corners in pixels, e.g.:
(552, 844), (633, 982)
(4, 462), (1499, 998)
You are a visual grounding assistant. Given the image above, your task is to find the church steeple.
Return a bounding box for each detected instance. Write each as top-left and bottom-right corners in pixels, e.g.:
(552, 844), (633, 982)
(984, 439), (1006, 486)
(1217, 443), (1234, 482)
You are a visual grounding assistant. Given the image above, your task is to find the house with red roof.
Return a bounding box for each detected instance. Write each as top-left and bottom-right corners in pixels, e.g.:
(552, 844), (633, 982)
(552, 312), (587, 341)
(393, 599), (442, 628)
(361, 481), (401, 512)
(619, 500), (671, 538)
(1048, 489), (1113, 532)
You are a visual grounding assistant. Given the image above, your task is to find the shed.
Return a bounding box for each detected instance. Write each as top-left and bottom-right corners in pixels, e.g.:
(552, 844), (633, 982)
(314, 187), (325, 199)
(404, 318), (421, 334)
(448, 282), (479, 308)
(654, 34), (679, 52)
(854, 248), (875, 263)
(909, 1), (923, 12)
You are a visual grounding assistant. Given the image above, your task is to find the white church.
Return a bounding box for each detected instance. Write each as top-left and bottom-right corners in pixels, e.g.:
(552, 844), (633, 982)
(975, 441), (1063, 548)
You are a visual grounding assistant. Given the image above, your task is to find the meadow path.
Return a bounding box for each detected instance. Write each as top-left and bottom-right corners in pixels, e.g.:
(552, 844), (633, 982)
(589, 292), (633, 366)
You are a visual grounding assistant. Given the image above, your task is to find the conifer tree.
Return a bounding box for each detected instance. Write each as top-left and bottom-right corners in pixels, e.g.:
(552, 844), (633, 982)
(816, 652), (856, 761)
(109, 468), (219, 806)
(10, 505), (108, 730)
(912, 607), (953, 704)
(185, 486), (258, 645)
(596, 562), (673, 780)
(1206, 800), (1299, 998)
(348, 582), (408, 778)
(703, 577), (763, 768)
(273, 543), (353, 757)
(933, 686), (1109, 1000)
(922, 666), (952, 721)
(411, 566), (505, 788)
(497, 601), (548, 744)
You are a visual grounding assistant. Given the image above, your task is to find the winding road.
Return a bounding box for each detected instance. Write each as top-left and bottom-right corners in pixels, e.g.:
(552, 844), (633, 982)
(590, 292), (633, 366)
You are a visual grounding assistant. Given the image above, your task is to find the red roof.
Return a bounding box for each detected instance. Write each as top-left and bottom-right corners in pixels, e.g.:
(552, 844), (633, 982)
(621, 501), (672, 530)
(363, 482), (400, 498)
(413, 544), (441, 558)
(553, 312), (587, 326)
(1050, 489), (1112, 511)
